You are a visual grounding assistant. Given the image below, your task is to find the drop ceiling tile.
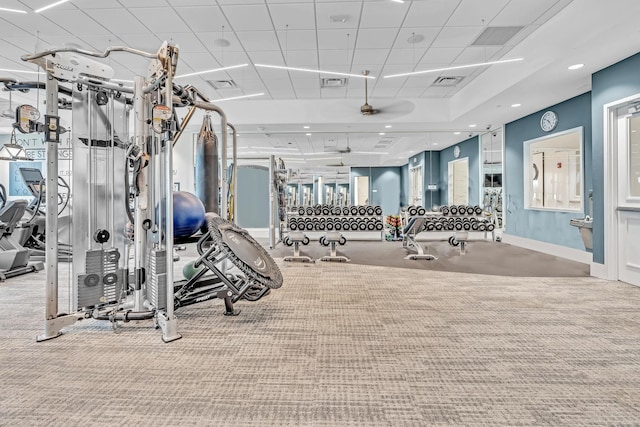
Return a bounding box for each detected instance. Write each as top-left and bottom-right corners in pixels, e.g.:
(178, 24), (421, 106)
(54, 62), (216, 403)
(225, 66), (261, 81)
(392, 27), (440, 50)
(221, 4), (273, 31)
(276, 29), (316, 51)
(84, 9), (147, 34)
(320, 87), (347, 98)
(78, 35), (122, 51)
(404, 0), (459, 27)
(317, 29), (356, 50)
(319, 49), (350, 67)
(178, 52), (221, 70)
(355, 28), (397, 50)
(419, 47), (464, 65)
(269, 3), (315, 30)
(37, 36), (93, 49)
(213, 51), (250, 65)
(7, 14), (67, 36)
(360, 0), (409, 29)
(237, 79), (266, 91)
(431, 26), (484, 48)
(249, 50), (286, 66)
(385, 49), (427, 66)
(422, 85), (455, 97)
(453, 46), (503, 64)
(403, 74), (436, 88)
(0, 21), (32, 38)
(196, 32), (243, 52)
(371, 77), (405, 89)
(77, 0), (122, 7)
(216, 0), (264, 4)
(118, 0), (169, 6)
(315, 2), (361, 29)
(447, 0), (510, 26)
(18, 0), (75, 10)
(292, 78), (321, 89)
(42, 10), (109, 36)
(352, 49), (389, 65)
(116, 33), (164, 53)
(491, 0), (558, 25)
(256, 64), (290, 79)
(236, 31), (280, 51)
(371, 87), (400, 98)
(128, 7), (191, 33)
(284, 50), (319, 67)
(174, 6), (228, 33)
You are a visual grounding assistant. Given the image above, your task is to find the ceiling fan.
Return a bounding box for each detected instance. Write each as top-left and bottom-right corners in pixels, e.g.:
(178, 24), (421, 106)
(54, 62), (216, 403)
(358, 70), (415, 118)
(326, 154), (355, 168)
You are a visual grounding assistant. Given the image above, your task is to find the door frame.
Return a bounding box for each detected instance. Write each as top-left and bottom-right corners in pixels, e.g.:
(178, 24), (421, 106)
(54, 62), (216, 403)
(602, 92), (640, 281)
(448, 157), (469, 205)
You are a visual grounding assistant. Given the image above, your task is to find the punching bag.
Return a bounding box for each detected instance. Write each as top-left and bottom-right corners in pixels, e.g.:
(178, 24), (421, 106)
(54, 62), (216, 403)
(195, 115), (219, 214)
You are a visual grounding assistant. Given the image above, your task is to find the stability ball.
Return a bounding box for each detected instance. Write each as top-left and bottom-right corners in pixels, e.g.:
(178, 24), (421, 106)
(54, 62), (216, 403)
(173, 191), (206, 238)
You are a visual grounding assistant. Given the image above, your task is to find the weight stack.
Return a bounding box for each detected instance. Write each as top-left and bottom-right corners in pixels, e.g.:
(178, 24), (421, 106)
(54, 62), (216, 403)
(76, 248), (125, 310)
(147, 249), (168, 310)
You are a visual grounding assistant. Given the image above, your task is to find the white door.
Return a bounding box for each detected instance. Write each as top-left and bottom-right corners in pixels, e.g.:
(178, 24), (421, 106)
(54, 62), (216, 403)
(616, 110), (640, 286)
(409, 165), (423, 206)
(448, 158), (469, 205)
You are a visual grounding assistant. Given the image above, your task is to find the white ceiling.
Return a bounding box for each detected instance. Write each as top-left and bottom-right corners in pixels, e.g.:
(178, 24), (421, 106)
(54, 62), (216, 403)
(0, 0), (639, 175)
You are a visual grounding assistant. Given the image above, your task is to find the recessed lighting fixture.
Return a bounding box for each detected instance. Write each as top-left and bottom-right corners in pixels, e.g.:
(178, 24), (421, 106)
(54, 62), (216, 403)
(454, 132), (461, 135)
(255, 63), (375, 79)
(0, 68), (42, 74)
(35, 0), (71, 13)
(329, 14), (350, 23)
(385, 125), (392, 128)
(568, 63), (584, 70)
(407, 34), (424, 44)
(511, 103), (521, 107)
(210, 92), (264, 102)
(175, 64), (248, 79)
(379, 132), (385, 136)
(383, 58), (523, 79)
(433, 143), (439, 146)
(305, 133), (312, 136)
(213, 38), (231, 48)
(0, 7), (27, 13)
(469, 124), (477, 128)
(391, 0), (405, 3)
(303, 126), (310, 129)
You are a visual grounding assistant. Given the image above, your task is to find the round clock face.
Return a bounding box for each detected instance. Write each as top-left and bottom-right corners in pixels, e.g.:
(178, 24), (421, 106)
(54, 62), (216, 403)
(453, 146), (461, 158)
(540, 111), (558, 132)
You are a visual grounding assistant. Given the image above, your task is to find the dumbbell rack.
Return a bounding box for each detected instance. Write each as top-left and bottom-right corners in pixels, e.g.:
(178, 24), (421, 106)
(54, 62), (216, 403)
(283, 204), (385, 262)
(402, 205), (497, 254)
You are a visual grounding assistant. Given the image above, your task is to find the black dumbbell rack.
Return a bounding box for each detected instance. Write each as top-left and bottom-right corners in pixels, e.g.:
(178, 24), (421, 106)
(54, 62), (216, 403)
(285, 204), (385, 238)
(402, 204), (497, 248)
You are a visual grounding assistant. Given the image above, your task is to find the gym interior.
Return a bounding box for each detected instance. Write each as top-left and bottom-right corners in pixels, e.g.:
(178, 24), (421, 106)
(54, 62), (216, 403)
(1, 0), (639, 425)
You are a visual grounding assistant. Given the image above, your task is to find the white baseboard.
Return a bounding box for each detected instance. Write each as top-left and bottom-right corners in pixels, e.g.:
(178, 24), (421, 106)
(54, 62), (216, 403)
(590, 261), (613, 280)
(501, 233), (592, 264)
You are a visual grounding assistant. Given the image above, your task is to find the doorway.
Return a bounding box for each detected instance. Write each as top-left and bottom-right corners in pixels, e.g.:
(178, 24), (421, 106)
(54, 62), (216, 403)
(604, 95), (640, 286)
(448, 158), (469, 205)
(354, 176), (370, 205)
(409, 165), (423, 206)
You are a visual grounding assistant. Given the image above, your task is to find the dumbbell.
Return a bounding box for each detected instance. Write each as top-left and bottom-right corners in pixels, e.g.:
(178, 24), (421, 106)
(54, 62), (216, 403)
(284, 236), (293, 246)
(486, 223), (495, 232)
(305, 206), (313, 215)
(343, 206), (350, 216)
(449, 205), (458, 215)
(374, 206), (383, 215)
(298, 206), (305, 215)
(474, 205), (483, 215)
(417, 206), (426, 216)
(332, 206), (342, 215)
(302, 236), (310, 245)
(338, 235), (347, 246)
(358, 206), (367, 216)
(407, 205), (418, 216)
(350, 206), (358, 216)
(441, 206), (450, 216)
(458, 205), (467, 215)
(375, 221), (384, 231)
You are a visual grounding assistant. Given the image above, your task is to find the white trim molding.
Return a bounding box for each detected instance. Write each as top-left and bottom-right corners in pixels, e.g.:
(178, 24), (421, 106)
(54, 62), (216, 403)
(501, 233), (592, 264)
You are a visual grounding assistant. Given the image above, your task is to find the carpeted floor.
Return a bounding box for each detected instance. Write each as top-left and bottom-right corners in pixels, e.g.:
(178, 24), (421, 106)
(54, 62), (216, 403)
(1, 257), (639, 426)
(270, 238), (590, 277)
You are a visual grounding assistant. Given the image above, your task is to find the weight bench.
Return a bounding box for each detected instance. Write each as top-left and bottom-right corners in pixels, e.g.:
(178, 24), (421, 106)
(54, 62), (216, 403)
(402, 216), (436, 260)
(319, 231), (350, 262)
(283, 231), (313, 263)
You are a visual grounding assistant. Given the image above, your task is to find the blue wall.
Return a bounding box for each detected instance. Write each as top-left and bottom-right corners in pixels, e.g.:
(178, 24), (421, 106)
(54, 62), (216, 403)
(351, 166), (402, 215)
(439, 136), (480, 206)
(591, 51), (640, 264)
(236, 165), (269, 228)
(504, 92), (592, 250)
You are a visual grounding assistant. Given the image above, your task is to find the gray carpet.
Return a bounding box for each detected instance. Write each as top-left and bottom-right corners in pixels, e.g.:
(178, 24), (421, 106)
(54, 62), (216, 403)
(1, 259), (639, 426)
(270, 239), (590, 277)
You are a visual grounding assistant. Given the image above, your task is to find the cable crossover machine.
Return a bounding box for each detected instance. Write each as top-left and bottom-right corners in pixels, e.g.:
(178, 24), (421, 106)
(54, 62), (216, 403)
(16, 41), (282, 343)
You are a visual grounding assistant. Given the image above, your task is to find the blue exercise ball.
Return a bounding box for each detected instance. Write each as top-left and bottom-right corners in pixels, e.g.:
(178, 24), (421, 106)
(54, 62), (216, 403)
(173, 191), (206, 238)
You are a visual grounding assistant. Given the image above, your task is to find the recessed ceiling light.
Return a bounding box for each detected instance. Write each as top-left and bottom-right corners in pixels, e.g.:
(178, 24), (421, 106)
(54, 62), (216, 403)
(433, 143), (439, 146)
(469, 124), (477, 128)
(568, 63), (584, 70)
(379, 132), (385, 136)
(385, 125), (392, 128)
(35, 0), (71, 13)
(454, 132), (461, 135)
(303, 126), (310, 129)
(383, 57), (523, 79)
(306, 133), (312, 136)
(511, 103), (521, 107)
(407, 34), (424, 44)
(391, 0), (405, 3)
(0, 7), (27, 13)
(329, 14), (350, 23)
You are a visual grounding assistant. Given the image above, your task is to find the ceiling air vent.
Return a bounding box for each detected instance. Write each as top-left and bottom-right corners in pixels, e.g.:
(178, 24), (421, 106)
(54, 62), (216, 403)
(321, 77), (348, 88)
(432, 76), (464, 87)
(471, 26), (524, 46)
(207, 79), (237, 90)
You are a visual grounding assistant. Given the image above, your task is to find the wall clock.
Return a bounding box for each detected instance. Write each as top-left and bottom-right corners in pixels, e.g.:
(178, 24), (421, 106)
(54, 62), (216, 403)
(540, 110), (558, 132)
